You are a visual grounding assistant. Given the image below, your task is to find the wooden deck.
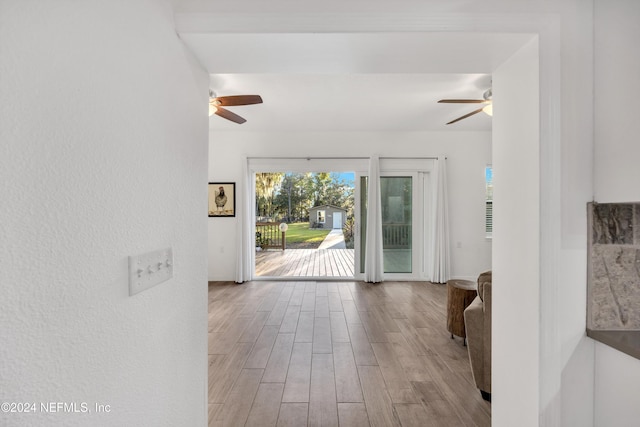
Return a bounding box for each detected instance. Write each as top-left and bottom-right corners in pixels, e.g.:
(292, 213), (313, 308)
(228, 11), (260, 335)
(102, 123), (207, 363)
(255, 249), (355, 277)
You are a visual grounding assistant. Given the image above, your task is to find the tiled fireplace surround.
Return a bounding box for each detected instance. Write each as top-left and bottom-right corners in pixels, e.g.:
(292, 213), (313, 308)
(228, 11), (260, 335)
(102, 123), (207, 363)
(587, 202), (640, 359)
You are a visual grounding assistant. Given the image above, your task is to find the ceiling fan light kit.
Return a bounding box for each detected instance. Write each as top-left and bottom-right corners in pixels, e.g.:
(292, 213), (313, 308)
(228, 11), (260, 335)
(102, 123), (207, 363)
(438, 87), (493, 125)
(209, 90), (263, 124)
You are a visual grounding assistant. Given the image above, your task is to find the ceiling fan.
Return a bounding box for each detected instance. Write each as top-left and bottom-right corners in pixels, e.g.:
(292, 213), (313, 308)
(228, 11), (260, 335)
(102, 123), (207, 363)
(438, 88), (493, 125)
(209, 90), (263, 124)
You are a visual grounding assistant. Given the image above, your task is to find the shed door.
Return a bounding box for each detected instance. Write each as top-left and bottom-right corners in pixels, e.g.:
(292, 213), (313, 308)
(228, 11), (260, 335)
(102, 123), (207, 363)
(333, 212), (343, 229)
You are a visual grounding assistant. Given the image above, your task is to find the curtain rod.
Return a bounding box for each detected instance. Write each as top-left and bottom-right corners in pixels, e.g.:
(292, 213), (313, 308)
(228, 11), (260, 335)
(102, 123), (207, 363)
(248, 156), (368, 160)
(247, 156), (445, 160)
(380, 156), (446, 160)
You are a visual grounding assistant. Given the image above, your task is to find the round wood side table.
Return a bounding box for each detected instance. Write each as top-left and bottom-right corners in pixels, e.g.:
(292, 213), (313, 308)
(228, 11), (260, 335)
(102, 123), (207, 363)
(446, 279), (478, 346)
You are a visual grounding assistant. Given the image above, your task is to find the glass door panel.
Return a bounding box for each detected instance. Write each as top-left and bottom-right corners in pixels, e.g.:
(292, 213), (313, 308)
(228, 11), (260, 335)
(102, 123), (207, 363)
(359, 175), (413, 274)
(359, 176), (368, 274)
(381, 176), (412, 273)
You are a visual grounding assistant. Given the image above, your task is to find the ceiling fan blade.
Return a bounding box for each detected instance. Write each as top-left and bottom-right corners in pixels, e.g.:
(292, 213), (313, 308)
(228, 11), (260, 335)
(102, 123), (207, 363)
(438, 99), (490, 104)
(446, 106), (486, 125)
(214, 106), (247, 124)
(214, 95), (263, 106)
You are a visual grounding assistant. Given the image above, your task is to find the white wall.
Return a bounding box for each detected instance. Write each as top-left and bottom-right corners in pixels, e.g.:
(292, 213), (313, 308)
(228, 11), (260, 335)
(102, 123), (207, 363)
(0, 2), (209, 426)
(208, 131), (492, 281)
(557, 2), (597, 426)
(594, 0), (640, 203)
(594, 342), (640, 427)
(492, 38), (540, 426)
(593, 1), (640, 425)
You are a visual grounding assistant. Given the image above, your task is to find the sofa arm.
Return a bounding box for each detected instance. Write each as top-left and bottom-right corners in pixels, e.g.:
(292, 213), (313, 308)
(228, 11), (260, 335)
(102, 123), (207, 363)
(481, 281), (491, 393)
(482, 280), (492, 318)
(464, 296), (487, 391)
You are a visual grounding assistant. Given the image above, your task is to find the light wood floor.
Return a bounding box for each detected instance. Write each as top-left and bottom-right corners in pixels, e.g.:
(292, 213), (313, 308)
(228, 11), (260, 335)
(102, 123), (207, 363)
(255, 249), (355, 277)
(208, 280), (490, 427)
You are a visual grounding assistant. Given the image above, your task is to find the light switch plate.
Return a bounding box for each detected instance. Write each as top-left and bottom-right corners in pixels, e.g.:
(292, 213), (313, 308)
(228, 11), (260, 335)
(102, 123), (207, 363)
(128, 247), (173, 296)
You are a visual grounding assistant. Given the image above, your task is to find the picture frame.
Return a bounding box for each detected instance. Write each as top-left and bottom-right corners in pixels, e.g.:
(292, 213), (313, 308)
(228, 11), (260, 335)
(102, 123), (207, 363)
(208, 182), (236, 217)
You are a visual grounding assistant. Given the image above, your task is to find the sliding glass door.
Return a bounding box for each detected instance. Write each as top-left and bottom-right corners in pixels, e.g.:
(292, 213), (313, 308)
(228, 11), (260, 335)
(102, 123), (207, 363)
(380, 176), (413, 273)
(244, 157), (432, 281)
(357, 170), (422, 278)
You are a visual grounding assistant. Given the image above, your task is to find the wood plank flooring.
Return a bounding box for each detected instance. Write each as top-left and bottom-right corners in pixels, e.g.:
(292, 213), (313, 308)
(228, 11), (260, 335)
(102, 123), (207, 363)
(255, 250), (355, 277)
(208, 281), (491, 427)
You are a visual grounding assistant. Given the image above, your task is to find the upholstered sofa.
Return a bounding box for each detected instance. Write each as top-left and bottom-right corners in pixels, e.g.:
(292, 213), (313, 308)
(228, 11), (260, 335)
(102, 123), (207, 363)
(463, 270), (492, 401)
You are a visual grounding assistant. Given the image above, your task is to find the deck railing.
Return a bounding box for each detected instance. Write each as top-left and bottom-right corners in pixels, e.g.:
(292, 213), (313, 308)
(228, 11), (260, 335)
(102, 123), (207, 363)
(382, 223), (411, 248)
(256, 222), (286, 250)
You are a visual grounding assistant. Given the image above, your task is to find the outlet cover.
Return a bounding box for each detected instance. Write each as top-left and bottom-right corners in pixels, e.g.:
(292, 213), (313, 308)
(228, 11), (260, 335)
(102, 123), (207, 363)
(129, 247), (173, 296)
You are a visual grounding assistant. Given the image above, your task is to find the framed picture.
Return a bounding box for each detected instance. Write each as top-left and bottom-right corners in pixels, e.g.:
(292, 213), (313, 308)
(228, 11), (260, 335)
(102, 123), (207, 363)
(208, 182), (236, 217)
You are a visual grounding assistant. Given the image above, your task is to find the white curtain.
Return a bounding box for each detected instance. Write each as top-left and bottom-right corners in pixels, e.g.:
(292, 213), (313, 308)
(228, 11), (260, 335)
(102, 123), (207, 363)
(431, 156), (451, 283)
(235, 156), (253, 283)
(364, 155), (384, 283)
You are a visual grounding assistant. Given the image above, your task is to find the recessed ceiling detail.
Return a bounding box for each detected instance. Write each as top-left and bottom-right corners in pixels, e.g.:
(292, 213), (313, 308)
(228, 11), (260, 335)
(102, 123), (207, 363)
(206, 73), (493, 131)
(177, 32), (534, 131)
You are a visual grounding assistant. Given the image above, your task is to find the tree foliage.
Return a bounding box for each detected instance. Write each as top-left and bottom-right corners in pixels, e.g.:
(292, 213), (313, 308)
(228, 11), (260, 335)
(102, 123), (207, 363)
(257, 172), (354, 222)
(255, 172), (284, 218)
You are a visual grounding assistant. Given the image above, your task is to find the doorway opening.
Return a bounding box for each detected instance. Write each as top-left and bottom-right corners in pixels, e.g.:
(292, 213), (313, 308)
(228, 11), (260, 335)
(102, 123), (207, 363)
(254, 171), (356, 278)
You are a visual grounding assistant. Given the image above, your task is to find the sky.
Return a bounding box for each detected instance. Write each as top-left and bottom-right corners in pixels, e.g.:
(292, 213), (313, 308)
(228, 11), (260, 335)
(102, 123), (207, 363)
(334, 172), (355, 185)
(485, 166), (492, 183)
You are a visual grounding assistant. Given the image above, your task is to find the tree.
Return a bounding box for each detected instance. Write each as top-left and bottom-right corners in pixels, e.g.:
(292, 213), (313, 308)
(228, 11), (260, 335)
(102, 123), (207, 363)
(267, 172), (355, 223)
(312, 172), (332, 207)
(255, 172), (284, 218)
(271, 173), (313, 221)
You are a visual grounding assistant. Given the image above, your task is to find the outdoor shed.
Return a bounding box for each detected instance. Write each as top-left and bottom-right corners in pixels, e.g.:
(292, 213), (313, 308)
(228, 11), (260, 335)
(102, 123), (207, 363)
(309, 205), (347, 229)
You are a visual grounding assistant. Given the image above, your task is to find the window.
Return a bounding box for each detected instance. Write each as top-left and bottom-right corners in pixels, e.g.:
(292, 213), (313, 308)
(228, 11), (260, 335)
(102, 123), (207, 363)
(485, 166), (493, 238)
(317, 210), (326, 223)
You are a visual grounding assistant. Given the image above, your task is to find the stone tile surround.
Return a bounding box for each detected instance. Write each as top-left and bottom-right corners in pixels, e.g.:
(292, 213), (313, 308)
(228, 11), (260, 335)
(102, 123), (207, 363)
(587, 202), (640, 360)
(588, 202), (640, 330)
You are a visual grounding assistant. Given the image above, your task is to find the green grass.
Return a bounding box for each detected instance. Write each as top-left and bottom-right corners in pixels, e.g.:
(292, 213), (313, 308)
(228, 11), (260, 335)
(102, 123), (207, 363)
(285, 222), (330, 245)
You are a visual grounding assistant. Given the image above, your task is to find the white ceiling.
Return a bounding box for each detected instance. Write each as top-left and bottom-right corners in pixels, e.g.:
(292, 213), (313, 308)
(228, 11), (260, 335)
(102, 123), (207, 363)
(178, 32), (534, 132)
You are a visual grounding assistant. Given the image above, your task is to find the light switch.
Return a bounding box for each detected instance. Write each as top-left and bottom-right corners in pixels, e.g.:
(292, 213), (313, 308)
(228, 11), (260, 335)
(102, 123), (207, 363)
(128, 247), (173, 296)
